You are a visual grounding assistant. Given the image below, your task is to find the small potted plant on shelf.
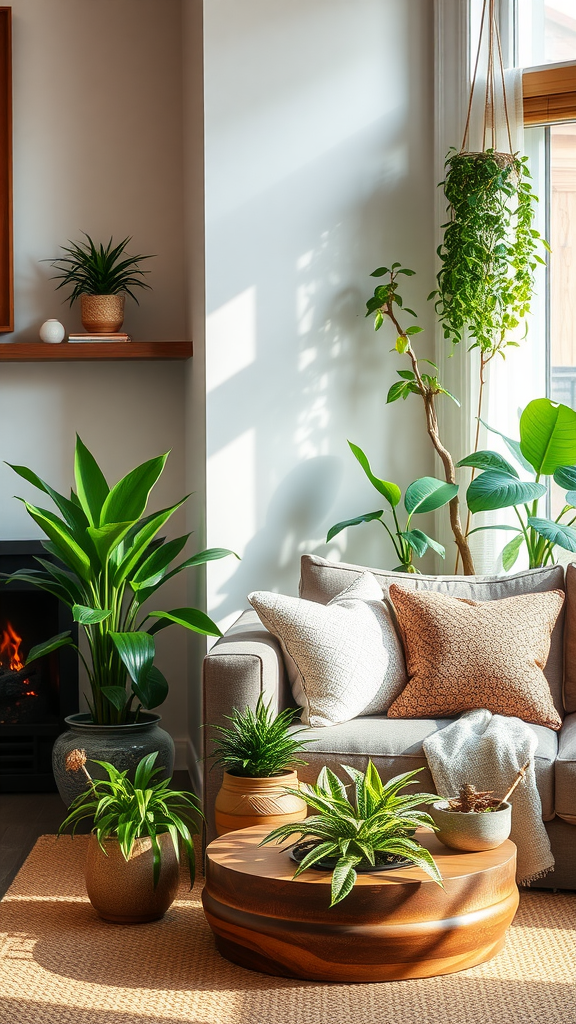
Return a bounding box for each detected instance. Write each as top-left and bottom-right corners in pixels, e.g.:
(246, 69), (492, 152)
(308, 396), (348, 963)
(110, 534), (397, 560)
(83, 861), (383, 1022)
(430, 765), (529, 853)
(60, 749), (201, 923)
(3, 435), (237, 804)
(45, 233), (156, 334)
(260, 762), (443, 907)
(211, 695), (309, 835)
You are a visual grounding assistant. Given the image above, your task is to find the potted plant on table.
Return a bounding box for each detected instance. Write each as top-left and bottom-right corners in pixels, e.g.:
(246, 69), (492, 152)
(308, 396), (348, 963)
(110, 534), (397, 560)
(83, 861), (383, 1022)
(260, 762), (443, 907)
(45, 233), (155, 334)
(3, 435), (236, 803)
(211, 695), (309, 835)
(60, 750), (201, 923)
(430, 765), (529, 853)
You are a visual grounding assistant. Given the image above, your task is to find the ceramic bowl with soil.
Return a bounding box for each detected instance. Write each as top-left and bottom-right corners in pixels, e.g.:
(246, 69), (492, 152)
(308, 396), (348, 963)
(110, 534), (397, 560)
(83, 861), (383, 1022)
(430, 798), (512, 852)
(291, 838), (411, 873)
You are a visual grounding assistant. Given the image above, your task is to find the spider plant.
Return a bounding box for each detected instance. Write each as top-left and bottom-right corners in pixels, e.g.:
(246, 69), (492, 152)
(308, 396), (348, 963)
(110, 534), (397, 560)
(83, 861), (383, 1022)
(45, 233), (155, 304)
(261, 762), (443, 906)
(210, 695), (309, 778)
(3, 435), (237, 724)
(59, 750), (201, 887)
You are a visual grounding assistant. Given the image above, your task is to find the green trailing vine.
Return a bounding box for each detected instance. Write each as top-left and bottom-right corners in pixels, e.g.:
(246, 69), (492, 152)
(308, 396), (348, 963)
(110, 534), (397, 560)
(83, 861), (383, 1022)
(432, 148), (548, 358)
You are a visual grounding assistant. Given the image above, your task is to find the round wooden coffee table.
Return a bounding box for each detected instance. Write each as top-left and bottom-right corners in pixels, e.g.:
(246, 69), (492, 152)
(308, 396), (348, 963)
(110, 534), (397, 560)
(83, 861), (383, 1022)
(202, 825), (519, 982)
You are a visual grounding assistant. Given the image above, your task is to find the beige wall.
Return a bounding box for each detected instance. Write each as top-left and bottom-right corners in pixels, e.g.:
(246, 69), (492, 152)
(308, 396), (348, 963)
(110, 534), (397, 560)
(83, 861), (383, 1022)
(0, 1), (190, 757)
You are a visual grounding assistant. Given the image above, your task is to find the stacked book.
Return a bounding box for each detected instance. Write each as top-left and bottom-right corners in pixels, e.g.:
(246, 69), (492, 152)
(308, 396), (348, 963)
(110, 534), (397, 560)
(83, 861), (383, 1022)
(67, 332), (132, 343)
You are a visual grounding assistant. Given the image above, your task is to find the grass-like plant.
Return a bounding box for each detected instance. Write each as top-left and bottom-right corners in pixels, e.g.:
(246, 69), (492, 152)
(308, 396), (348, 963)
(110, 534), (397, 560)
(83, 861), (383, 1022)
(46, 233), (155, 304)
(210, 695), (309, 778)
(4, 435), (237, 724)
(261, 762), (443, 906)
(59, 750), (201, 887)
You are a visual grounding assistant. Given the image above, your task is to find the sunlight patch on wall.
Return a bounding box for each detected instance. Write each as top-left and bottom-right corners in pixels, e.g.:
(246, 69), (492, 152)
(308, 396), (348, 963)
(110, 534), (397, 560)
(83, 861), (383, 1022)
(207, 427), (256, 631)
(206, 286), (256, 392)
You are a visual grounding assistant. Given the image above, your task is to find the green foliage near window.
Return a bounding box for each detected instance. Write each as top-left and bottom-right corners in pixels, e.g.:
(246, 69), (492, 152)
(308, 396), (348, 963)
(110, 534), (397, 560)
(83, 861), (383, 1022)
(327, 441), (456, 573)
(365, 265), (475, 575)
(260, 763), (442, 907)
(45, 233), (156, 304)
(59, 751), (201, 888)
(4, 436), (237, 725)
(460, 398), (576, 569)
(431, 149), (548, 356)
(209, 695), (309, 778)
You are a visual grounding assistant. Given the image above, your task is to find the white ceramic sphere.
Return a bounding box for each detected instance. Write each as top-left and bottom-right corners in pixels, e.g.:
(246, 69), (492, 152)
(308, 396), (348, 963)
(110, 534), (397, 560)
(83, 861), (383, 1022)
(39, 319), (66, 344)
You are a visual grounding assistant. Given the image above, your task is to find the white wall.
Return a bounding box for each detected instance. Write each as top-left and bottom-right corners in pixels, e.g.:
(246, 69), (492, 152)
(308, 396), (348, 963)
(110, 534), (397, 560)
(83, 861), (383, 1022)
(202, 0), (436, 637)
(0, 1), (190, 756)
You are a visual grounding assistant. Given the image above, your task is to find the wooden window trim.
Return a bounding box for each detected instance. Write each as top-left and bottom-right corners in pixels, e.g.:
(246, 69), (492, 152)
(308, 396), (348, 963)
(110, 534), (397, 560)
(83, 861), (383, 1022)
(0, 7), (12, 332)
(524, 62), (576, 127)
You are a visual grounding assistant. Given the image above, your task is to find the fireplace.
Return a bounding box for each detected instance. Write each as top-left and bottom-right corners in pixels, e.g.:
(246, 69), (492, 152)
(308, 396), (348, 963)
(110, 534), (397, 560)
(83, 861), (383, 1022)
(0, 542), (78, 792)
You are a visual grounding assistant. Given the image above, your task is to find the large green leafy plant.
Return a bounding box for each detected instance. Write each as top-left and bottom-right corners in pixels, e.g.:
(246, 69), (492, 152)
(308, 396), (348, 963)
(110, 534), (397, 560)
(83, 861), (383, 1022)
(460, 398), (576, 569)
(261, 762), (442, 907)
(327, 441), (456, 573)
(46, 233), (155, 303)
(4, 436), (236, 724)
(60, 750), (200, 887)
(210, 695), (309, 778)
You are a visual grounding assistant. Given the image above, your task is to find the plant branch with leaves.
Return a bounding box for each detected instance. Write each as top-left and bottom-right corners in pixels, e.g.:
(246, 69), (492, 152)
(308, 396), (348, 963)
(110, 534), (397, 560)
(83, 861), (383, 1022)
(366, 263), (475, 574)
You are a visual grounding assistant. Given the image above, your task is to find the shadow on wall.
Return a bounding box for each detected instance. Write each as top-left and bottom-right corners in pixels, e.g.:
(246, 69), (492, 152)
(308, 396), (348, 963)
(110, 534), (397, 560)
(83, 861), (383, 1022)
(212, 456), (342, 618)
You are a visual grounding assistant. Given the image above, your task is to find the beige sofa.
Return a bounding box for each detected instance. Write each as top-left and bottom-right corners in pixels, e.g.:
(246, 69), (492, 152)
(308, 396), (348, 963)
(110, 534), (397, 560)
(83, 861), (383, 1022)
(203, 555), (576, 888)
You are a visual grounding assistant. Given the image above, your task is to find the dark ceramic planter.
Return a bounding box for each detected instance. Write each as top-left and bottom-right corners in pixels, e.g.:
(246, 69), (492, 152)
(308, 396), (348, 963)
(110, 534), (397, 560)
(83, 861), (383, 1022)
(52, 712), (175, 805)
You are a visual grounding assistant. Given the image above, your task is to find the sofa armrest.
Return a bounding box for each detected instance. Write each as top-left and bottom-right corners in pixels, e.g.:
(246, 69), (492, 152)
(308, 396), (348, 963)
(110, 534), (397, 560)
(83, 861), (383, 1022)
(202, 608), (290, 843)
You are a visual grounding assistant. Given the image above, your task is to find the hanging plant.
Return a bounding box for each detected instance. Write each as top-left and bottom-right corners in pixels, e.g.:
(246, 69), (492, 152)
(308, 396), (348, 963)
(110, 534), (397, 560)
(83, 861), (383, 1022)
(433, 147), (547, 356)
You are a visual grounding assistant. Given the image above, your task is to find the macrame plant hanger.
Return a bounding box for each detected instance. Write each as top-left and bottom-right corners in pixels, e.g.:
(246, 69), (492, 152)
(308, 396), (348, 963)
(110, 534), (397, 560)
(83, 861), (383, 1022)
(461, 0), (514, 161)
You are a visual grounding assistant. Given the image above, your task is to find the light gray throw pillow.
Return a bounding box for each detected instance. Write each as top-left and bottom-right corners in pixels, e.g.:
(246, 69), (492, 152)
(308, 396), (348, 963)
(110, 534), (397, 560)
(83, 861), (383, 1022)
(248, 572), (407, 727)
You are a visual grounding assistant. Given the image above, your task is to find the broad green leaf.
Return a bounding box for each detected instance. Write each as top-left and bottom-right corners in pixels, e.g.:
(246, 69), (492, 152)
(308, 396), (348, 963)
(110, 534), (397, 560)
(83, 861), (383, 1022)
(370, 266), (390, 277)
(528, 517), (576, 553)
(132, 546), (239, 604)
(145, 608), (222, 638)
(134, 751), (160, 790)
(466, 472), (546, 514)
(405, 325), (423, 335)
(19, 500), (92, 581)
(100, 685), (129, 711)
(326, 510), (383, 543)
(100, 453), (169, 526)
(130, 534), (191, 590)
(566, 491), (576, 507)
(110, 631), (155, 686)
(520, 399), (576, 475)
(87, 521), (134, 563)
(402, 529), (445, 559)
(553, 465), (576, 490)
(501, 533), (524, 572)
(34, 558), (87, 605)
(7, 463), (90, 536)
(479, 418), (535, 475)
(74, 435), (110, 527)
(395, 335), (409, 354)
(25, 631), (74, 665)
(330, 856), (362, 906)
(72, 604), (112, 624)
(348, 442), (401, 507)
(457, 450), (519, 478)
(112, 499), (188, 585)
(404, 477), (458, 515)
(131, 664), (169, 710)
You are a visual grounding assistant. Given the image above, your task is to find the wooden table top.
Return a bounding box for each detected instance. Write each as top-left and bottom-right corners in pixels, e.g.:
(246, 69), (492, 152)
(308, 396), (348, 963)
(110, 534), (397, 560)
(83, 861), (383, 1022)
(206, 824), (517, 887)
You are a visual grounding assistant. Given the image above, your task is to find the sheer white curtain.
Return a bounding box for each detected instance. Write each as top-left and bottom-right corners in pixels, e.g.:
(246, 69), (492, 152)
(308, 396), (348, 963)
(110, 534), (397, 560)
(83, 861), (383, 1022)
(434, 1), (544, 575)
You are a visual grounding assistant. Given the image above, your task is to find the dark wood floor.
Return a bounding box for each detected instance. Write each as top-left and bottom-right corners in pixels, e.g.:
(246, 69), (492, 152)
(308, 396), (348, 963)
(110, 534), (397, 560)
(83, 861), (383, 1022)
(0, 771), (192, 898)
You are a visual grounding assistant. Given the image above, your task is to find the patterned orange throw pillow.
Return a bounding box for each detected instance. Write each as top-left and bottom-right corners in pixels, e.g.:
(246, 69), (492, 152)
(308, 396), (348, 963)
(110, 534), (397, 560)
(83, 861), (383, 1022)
(387, 584), (564, 730)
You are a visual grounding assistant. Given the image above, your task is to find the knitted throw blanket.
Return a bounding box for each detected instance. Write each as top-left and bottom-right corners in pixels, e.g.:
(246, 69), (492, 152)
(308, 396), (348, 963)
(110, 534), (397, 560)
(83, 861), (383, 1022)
(423, 709), (554, 885)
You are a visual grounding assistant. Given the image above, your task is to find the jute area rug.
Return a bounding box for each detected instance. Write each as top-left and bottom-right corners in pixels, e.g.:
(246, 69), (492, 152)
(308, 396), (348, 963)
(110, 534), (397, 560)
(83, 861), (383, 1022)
(0, 837), (574, 1024)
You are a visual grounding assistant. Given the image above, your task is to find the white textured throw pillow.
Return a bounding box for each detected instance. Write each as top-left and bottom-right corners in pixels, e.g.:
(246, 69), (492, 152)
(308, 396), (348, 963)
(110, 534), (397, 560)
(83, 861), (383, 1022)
(248, 572), (407, 727)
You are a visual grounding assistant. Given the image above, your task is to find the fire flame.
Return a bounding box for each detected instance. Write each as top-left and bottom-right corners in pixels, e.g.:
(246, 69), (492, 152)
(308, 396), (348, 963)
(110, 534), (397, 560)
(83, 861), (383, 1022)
(0, 622), (25, 672)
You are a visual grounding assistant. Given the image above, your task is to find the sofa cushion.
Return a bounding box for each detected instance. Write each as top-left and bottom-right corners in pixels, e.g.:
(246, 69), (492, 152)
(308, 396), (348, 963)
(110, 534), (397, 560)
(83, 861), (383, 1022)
(386, 584), (564, 730)
(248, 573), (407, 726)
(299, 554), (566, 715)
(556, 712), (576, 822)
(561, 563), (576, 712)
(290, 715), (558, 821)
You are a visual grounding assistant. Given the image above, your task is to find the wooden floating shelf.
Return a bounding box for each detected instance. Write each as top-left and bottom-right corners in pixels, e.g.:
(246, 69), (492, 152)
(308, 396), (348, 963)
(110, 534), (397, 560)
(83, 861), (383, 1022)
(0, 341), (192, 361)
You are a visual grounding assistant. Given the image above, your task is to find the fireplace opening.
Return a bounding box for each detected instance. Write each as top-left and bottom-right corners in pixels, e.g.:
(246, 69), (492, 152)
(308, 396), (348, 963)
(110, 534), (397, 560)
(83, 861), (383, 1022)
(0, 542), (78, 792)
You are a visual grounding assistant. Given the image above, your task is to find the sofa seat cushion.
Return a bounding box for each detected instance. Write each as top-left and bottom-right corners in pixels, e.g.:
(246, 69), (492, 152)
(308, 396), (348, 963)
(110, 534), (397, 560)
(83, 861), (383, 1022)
(290, 715), (558, 821)
(556, 713), (576, 822)
(299, 554), (566, 716)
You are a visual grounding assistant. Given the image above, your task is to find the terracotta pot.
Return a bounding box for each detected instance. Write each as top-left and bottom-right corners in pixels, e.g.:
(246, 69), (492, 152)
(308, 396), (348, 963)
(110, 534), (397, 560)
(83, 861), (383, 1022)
(214, 769), (308, 836)
(80, 293), (125, 333)
(84, 832), (180, 923)
(430, 800), (512, 852)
